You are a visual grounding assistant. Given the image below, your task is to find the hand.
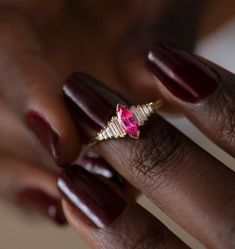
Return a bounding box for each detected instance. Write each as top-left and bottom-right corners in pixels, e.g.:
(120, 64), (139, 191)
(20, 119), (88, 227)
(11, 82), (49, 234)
(59, 42), (235, 249)
(0, 99), (66, 224)
(0, 0), (204, 223)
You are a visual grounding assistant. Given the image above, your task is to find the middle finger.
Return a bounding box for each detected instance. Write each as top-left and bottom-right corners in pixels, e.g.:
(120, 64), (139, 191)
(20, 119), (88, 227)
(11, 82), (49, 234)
(64, 73), (235, 249)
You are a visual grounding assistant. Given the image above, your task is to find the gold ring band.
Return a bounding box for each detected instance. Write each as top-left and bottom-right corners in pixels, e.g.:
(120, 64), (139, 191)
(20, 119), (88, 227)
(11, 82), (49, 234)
(88, 100), (163, 146)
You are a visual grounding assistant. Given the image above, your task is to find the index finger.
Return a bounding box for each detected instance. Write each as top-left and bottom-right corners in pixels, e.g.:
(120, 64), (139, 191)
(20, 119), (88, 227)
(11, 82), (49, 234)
(148, 42), (235, 157)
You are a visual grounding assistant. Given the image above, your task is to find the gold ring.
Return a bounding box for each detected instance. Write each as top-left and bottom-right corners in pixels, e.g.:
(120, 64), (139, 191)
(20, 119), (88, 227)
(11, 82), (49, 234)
(88, 100), (163, 146)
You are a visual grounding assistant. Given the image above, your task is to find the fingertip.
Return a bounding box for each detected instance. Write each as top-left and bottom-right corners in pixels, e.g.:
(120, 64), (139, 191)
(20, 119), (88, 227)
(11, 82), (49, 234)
(26, 96), (81, 165)
(147, 42), (220, 104)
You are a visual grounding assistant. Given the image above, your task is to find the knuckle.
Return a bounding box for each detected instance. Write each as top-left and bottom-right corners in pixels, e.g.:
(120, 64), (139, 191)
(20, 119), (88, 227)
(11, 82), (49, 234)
(126, 119), (187, 186)
(212, 83), (235, 146)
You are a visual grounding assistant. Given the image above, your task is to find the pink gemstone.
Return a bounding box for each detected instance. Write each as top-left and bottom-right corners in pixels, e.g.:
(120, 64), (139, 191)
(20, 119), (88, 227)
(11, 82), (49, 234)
(117, 105), (139, 138)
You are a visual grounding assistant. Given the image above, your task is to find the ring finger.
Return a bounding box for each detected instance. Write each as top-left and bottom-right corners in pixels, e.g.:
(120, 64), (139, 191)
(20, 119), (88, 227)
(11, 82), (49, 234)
(63, 73), (235, 249)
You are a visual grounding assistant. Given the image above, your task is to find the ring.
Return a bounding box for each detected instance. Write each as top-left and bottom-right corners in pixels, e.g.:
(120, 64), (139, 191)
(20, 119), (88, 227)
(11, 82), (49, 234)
(88, 100), (163, 146)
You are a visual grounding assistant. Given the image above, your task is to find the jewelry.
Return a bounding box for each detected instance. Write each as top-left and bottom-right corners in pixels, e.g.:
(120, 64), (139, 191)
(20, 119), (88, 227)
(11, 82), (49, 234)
(88, 100), (163, 146)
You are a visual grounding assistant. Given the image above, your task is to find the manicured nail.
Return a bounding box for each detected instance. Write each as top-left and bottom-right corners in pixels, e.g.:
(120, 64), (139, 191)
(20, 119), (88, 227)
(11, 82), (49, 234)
(26, 111), (61, 163)
(57, 166), (127, 228)
(18, 188), (66, 225)
(148, 42), (220, 103)
(63, 73), (128, 136)
(78, 149), (125, 187)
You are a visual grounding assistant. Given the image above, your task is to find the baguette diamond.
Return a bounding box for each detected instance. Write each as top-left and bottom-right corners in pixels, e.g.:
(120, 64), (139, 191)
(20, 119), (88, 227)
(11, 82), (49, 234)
(88, 100), (162, 146)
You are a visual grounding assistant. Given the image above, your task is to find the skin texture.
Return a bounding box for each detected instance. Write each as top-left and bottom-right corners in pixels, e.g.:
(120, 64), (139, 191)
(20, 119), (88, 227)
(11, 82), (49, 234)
(0, 0), (234, 249)
(148, 46), (235, 156)
(0, 0), (205, 225)
(62, 45), (235, 249)
(62, 190), (190, 249)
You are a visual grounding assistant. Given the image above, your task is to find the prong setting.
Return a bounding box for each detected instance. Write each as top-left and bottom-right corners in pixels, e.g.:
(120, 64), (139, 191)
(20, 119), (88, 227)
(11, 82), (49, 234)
(88, 100), (162, 146)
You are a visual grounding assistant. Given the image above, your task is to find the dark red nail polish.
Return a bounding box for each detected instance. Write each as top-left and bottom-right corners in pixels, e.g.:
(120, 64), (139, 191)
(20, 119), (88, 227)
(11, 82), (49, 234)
(57, 166), (127, 228)
(148, 42), (220, 103)
(77, 149), (125, 187)
(18, 188), (67, 225)
(63, 73), (128, 136)
(26, 111), (60, 162)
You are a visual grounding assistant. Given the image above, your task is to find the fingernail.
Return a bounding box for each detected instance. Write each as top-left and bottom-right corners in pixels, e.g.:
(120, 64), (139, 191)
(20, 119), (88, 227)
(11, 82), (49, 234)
(18, 188), (67, 225)
(63, 73), (128, 136)
(148, 42), (220, 103)
(57, 166), (127, 228)
(78, 150), (125, 187)
(26, 111), (61, 163)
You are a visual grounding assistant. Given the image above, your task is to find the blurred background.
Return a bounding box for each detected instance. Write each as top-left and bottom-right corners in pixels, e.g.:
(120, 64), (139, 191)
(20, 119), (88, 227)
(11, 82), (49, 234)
(0, 1), (235, 249)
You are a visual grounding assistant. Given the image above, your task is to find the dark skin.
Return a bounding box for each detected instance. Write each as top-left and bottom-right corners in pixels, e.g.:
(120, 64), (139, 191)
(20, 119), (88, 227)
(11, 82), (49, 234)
(0, 0), (233, 249)
(61, 58), (235, 248)
(0, 0), (203, 203)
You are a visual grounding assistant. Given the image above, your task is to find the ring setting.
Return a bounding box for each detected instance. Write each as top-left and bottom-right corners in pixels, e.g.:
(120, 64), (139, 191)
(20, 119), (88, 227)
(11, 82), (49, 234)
(89, 100), (162, 146)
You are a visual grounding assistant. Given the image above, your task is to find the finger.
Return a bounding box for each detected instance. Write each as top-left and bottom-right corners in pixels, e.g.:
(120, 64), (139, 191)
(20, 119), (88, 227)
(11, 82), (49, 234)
(58, 166), (189, 249)
(77, 148), (126, 187)
(112, 1), (205, 104)
(0, 148), (66, 225)
(76, 147), (139, 199)
(0, 8), (79, 163)
(6, 159), (66, 225)
(0, 100), (66, 225)
(63, 73), (235, 249)
(148, 42), (235, 156)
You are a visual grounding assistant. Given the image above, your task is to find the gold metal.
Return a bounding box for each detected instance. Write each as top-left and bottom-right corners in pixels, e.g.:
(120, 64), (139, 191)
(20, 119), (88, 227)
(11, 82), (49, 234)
(88, 100), (163, 147)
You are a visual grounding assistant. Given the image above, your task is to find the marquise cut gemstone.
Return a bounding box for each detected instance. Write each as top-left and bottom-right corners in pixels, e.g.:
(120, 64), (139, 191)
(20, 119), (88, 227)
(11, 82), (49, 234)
(117, 105), (139, 137)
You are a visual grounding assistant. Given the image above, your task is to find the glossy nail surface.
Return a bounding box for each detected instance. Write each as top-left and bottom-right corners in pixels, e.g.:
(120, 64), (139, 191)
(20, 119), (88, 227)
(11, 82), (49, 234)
(18, 188), (66, 225)
(26, 111), (60, 162)
(148, 42), (220, 103)
(63, 73), (127, 134)
(77, 149), (125, 187)
(58, 166), (127, 228)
